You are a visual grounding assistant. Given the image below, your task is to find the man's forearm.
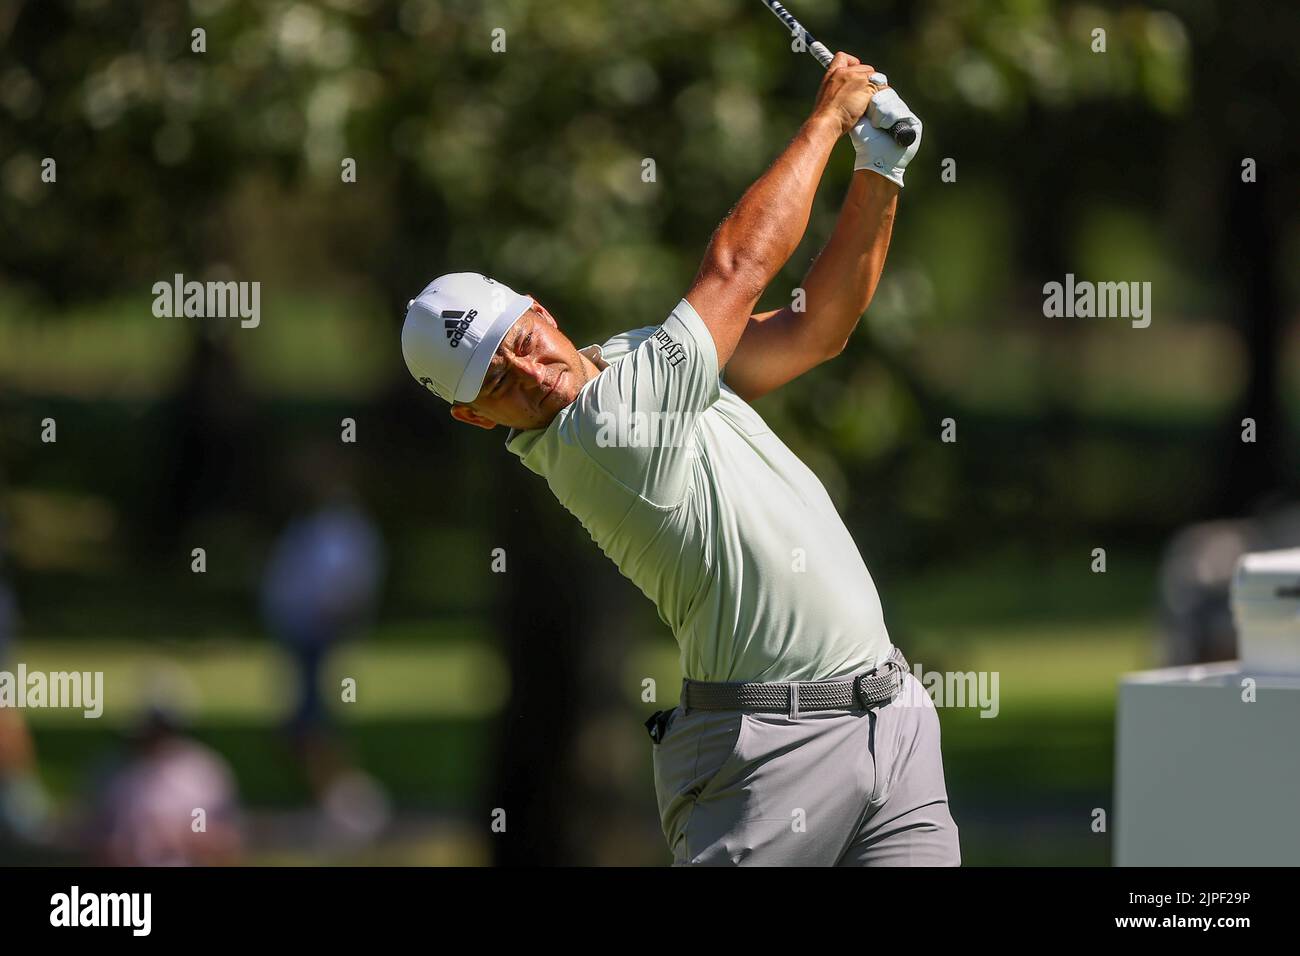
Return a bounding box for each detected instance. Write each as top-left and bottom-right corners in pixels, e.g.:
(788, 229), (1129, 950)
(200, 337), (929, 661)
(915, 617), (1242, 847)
(797, 169), (899, 355)
(718, 169), (901, 401)
(700, 113), (841, 290)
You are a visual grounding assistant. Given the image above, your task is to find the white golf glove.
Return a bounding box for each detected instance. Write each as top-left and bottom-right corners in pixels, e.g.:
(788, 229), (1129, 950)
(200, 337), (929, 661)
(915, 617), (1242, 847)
(850, 74), (922, 188)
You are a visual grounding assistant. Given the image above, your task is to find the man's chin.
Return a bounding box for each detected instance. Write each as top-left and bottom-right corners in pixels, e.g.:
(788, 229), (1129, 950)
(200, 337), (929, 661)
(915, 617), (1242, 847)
(515, 388), (577, 431)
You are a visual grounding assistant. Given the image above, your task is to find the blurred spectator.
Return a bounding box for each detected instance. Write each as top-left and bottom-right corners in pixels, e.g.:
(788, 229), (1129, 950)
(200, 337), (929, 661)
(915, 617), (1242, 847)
(261, 448), (389, 841)
(262, 473), (384, 738)
(1158, 501), (1300, 665)
(0, 518), (52, 847)
(88, 707), (243, 866)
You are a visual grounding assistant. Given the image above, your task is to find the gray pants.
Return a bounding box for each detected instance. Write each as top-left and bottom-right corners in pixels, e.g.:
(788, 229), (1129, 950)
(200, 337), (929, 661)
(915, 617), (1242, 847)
(651, 671), (960, 865)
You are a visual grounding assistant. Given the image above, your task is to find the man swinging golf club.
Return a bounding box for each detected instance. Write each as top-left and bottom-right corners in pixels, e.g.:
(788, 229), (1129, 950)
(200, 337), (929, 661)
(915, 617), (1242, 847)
(402, 53), (959, 866)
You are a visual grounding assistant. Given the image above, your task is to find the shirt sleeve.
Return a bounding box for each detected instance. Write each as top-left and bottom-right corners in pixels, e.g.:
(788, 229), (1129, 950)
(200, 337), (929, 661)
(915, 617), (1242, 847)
(566, 298), (720, 506)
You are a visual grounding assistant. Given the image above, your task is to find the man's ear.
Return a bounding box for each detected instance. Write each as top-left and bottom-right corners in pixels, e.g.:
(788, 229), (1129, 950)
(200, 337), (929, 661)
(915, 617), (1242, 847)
(450, 403), (498, 430)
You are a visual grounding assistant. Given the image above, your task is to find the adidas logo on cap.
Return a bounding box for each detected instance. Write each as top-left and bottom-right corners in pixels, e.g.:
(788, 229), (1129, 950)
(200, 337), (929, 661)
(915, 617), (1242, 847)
(443, 308), (477, 348)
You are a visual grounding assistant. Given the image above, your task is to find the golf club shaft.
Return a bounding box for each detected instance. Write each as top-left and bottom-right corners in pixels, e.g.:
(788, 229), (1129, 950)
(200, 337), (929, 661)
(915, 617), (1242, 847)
(759, 0), (917, 148)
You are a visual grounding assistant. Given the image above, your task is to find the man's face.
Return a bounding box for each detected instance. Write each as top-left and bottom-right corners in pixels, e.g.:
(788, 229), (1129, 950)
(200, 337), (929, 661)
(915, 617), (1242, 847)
(450, 299), (593, 432)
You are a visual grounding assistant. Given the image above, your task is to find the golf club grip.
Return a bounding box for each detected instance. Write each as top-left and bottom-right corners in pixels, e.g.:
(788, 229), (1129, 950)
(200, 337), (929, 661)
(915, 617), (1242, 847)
(889, 119), (917, 147)
(819, 55), (918, 148)
(762, 0), (916, 148)
(816, 59), (920, 147)
(812, 48), (917, 148)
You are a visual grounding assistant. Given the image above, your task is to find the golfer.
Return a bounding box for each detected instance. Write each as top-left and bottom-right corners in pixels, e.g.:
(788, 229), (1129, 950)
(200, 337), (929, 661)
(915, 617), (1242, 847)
(402, 54), (959, 866)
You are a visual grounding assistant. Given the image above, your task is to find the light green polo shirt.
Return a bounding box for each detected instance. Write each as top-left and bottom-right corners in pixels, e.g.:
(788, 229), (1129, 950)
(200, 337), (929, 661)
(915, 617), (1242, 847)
(505, 298), (891, 682)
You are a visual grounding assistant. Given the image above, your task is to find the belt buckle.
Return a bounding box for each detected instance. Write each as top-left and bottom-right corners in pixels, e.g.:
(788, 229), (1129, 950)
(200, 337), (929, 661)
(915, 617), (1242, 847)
(853, 673), (874, 710)
(854, 659), (896, 709)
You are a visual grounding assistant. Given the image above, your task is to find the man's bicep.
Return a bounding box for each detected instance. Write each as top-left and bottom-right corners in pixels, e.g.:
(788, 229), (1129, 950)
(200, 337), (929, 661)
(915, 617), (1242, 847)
(684, 262), (766, 370)
(722, 307), (835, 402)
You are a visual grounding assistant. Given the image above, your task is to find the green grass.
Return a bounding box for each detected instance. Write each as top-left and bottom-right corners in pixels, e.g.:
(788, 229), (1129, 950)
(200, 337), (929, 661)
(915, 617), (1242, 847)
(31, 718), (493, 810)
(0, 290), (396, 400)
(15, 639), (509, 725)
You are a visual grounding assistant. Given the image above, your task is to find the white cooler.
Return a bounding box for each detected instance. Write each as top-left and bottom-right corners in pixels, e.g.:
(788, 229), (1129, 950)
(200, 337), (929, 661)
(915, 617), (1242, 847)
(1114, 548), (1300, 866)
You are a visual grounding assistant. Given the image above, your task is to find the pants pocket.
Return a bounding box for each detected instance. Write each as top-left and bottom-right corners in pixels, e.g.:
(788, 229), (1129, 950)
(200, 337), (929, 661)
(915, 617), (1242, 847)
(652, 710), (750, 859)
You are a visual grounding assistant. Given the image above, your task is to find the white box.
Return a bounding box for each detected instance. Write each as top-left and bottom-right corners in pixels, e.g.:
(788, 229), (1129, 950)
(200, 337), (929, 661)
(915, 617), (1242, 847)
(1115, 663), (1300, 865)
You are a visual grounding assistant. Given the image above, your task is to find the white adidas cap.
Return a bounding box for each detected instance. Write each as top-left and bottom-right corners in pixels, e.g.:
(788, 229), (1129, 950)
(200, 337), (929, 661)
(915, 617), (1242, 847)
(401, 272), (534, 404)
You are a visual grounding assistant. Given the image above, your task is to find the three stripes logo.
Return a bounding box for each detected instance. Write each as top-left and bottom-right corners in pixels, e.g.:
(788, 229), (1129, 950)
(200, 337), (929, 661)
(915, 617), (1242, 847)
(443, 308), (478, 348)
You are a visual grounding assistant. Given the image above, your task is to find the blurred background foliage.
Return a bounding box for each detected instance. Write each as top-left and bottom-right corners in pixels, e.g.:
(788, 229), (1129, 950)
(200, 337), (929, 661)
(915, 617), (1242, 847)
(0, 0), (1297, 865)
